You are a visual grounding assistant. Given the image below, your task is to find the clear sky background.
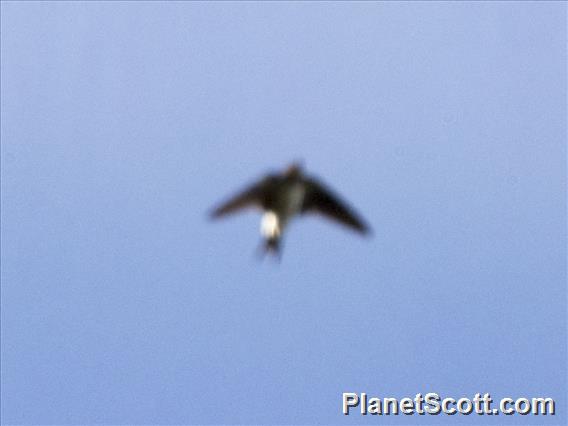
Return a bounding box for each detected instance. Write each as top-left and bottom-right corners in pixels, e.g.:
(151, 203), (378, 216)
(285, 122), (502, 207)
(1, 2), (565, 425)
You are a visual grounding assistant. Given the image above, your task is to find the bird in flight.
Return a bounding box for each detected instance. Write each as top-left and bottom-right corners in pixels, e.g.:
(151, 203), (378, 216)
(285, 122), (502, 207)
(210, 162), (371, 257)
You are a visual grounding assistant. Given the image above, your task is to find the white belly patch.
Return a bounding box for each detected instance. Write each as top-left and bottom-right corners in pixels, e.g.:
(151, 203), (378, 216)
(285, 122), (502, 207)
(261, 211), (281, 238)
(259, 184), (306, 238)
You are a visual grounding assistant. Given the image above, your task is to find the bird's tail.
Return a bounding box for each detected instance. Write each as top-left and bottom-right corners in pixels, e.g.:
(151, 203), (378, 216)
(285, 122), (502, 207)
(256, 237), (282, 260)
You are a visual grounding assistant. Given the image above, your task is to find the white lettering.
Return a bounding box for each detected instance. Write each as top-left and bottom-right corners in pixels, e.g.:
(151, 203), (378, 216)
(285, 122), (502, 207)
(342, 393), (359, 415)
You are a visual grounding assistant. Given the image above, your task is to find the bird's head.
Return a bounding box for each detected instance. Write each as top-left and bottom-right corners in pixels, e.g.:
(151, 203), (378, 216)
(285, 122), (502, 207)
(284, 161), (303, 178)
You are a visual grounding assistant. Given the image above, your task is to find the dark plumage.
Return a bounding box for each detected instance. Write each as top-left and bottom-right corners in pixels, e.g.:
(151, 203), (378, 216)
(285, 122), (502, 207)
(210, 162), (370, 256)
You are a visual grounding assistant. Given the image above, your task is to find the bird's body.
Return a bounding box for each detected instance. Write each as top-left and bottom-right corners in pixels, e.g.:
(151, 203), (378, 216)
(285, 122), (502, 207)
(210, 163), (370, 256)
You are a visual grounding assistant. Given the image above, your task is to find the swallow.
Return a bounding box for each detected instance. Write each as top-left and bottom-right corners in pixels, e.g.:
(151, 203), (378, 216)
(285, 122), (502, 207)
(210, 162), (371, 257)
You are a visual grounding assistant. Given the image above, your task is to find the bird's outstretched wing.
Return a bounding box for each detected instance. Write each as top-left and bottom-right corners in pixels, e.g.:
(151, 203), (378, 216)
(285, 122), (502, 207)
(302, 178), (370, 234)
(210, 180), (266, 219)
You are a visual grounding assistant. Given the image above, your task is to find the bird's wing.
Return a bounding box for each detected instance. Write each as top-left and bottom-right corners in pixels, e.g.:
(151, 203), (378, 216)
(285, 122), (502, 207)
(302, 178), (370, 234)
(210, 180), (266, 219)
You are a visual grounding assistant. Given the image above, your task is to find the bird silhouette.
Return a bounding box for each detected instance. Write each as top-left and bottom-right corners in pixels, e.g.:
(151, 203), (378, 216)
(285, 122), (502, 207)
(210, 162), (371, 257)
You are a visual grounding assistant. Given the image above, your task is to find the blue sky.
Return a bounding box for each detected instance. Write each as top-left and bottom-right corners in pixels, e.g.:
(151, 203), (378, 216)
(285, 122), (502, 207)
(1, 2), (565, 425)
